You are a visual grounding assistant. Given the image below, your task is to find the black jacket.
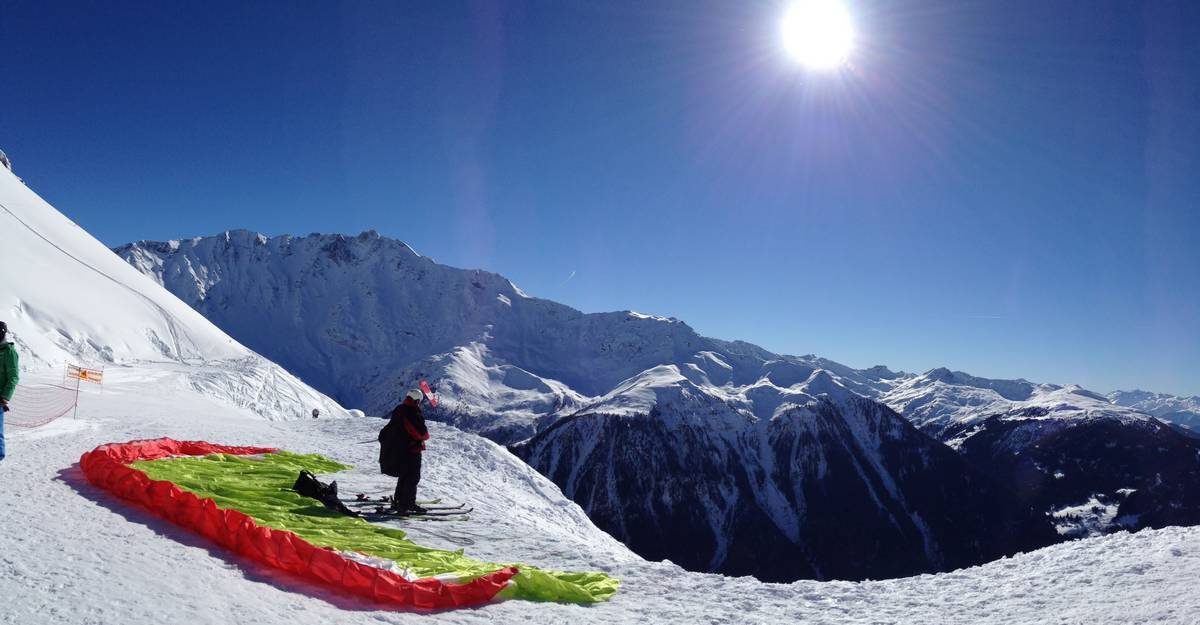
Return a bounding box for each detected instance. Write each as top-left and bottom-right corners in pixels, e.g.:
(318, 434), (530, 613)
(378, 399), (429, 477)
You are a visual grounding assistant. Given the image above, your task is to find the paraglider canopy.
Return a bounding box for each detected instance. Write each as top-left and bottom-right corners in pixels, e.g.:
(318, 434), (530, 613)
(419, 380), (438, 407)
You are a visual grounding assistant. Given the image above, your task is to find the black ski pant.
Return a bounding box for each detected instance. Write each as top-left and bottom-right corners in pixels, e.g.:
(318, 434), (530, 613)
(392, 453), (422, 509)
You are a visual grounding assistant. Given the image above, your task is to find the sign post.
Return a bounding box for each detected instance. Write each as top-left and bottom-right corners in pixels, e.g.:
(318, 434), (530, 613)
(65, 363), (104, 419)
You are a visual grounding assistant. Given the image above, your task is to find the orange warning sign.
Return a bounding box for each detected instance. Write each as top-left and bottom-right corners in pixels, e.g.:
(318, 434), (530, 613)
(67, 364), (104, 384)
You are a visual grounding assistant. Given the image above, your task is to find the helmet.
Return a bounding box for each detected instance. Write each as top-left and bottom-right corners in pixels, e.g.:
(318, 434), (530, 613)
(405, 389), (424, 403)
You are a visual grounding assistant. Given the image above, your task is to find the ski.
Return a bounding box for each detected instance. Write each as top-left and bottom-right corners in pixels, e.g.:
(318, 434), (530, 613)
(397, 508), (472, 518)
(391, 513), (470, 523)
(416, 502), (467, 511)
(361, 512), (469, 523)
(349, 495), (461, 505)
(352, 494), (445, 505)
(369, 505), (473, 517)
(346, 499), (465, 513)
(362, 503), (475, 518)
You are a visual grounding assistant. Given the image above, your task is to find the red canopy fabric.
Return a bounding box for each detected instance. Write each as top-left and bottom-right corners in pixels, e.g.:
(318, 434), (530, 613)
(80, 438), (516, 609)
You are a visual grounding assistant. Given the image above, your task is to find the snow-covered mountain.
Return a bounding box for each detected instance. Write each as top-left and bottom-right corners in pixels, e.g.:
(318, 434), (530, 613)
(953, 410), (1200, 536)
(1108, 389), (1200, 431)
(115, 229), (1200, 580)
(114, 231), (891, 440)
(870, 368), (1200, 536)
(512, 367), (1053, 581)
(0, 164), (345, 420)
(117, 230), (603, 435)
(880, 368), (1151, 438)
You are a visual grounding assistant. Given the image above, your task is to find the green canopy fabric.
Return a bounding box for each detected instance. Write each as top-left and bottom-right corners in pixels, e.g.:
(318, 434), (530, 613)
(132, 451), (619, 604)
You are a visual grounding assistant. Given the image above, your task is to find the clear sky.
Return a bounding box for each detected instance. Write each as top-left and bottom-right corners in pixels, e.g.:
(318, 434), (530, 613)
(2, 1), (1197, 396)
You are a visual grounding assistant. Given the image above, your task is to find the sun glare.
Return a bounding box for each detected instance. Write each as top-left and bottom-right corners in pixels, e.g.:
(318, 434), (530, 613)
(781, 0), (855, 70)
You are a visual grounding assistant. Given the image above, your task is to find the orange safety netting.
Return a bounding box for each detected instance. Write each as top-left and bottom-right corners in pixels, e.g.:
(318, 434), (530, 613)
(80, 438), (517, 609)
(6, 383), (78, 428)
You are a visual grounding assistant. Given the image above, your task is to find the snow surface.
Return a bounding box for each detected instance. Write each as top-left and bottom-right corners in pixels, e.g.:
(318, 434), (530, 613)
(1051, 494), (1131, 538)
(3, 370), (1200, 624)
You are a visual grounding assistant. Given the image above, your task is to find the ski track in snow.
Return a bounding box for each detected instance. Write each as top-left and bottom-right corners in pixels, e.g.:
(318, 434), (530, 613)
(2, 369), (1199, 625)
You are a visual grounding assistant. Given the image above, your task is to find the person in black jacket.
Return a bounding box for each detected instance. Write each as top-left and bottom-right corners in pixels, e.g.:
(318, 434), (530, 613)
(378, 389), (430, 513)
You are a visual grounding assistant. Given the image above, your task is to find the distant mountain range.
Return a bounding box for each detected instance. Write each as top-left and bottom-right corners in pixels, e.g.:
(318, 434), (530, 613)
(1108, 390), (1200, 431)
(115, 230), (1200, 581)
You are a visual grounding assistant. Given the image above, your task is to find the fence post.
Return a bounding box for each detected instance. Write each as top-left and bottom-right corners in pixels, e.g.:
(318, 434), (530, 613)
(72, 375), (80, 420)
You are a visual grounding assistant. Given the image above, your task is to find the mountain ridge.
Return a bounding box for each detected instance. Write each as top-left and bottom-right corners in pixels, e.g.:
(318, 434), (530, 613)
(117, 230), (1200, 431)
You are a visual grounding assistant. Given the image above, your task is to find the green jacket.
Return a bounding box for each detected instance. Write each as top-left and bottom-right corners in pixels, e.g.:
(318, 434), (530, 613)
(0, 342), (18, 401)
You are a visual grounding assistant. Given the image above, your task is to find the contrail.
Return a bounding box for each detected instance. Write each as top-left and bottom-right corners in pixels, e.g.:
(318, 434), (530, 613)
(562, 270), (576, 285)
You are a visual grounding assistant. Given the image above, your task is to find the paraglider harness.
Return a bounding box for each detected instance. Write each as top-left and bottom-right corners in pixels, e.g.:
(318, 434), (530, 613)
(292, 470), (360, 517)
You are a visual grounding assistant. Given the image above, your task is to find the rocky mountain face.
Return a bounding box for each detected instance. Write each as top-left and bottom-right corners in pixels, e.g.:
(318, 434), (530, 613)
(880, 371), (1200, 537)
(950, 413), (1200, 537)
(115, 230), (1200, 579)
(512, 370), (1055, 581)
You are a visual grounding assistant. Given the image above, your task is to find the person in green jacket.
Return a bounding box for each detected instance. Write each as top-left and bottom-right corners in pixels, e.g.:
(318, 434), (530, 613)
(0, 321), (19, 461)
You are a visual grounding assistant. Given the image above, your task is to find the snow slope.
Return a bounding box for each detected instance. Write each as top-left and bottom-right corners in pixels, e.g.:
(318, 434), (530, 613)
(2, 369), (1199, 624)
(0, 167), (345, 420)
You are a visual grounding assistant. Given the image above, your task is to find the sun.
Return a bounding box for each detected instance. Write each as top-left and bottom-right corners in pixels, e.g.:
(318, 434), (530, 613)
(781, 0), (855, 70)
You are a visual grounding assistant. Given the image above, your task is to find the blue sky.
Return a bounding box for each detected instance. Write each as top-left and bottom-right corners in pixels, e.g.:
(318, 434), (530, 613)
(3, 1), (1197, 395)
